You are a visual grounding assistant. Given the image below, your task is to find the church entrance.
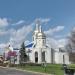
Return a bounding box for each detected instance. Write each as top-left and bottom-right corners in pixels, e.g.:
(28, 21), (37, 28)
(35, 52), (38, 63)
(42, 51), (45, 62)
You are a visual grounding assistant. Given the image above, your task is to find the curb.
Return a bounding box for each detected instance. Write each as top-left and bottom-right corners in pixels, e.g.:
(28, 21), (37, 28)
(0, 66), (52, 75)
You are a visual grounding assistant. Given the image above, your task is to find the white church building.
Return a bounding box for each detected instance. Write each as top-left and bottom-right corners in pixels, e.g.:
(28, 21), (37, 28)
(4, 22), (69, 64)
(25, 22), (69, 64)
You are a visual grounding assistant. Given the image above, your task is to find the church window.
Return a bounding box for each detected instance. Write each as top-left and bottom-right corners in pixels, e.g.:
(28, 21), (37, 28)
(63, 55), (65, 64)
(35, 52), (38, 63)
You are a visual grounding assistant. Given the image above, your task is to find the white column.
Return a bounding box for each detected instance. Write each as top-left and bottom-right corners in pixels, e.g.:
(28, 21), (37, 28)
(31, 50), (35, 63)
(46, 49), (51, 63)
(64, 53), (69, 64)
(38, 49), (42, 63)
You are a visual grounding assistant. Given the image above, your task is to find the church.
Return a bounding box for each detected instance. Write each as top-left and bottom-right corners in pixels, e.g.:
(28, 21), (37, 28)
(25, 22), (69, 64)
(4, 22), (69, 64)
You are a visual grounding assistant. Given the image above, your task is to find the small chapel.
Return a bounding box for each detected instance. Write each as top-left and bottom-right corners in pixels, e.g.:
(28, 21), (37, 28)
(26, 22), (69, 64)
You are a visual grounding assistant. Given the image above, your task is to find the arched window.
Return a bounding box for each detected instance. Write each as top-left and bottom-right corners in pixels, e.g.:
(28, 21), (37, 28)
(63, 55), (65, 64)
(35, 52), (38, 63)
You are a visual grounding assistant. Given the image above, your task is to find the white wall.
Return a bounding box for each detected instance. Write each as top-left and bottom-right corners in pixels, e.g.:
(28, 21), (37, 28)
(46, 48), (52, 63)
(55, 52), (69, 64)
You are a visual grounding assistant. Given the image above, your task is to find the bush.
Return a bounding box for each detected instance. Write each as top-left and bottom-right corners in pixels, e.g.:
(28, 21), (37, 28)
(0, 63), (7, 67)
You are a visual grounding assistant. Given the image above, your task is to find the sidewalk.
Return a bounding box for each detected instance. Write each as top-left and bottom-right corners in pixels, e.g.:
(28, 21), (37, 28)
(0, 66), (52, 75)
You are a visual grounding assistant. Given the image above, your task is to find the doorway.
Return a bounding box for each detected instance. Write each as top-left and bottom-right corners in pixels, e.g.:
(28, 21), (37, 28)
(35, 52), (38, 63)
(63, 55), (65, 64)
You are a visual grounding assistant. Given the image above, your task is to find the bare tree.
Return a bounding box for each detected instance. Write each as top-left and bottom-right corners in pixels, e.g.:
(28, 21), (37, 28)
(66, 28), (75, 52)
(66, 28), (75, 63)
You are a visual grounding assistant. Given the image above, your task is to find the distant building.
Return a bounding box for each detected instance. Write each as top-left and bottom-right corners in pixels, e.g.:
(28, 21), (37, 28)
(4, 46), (20, 64)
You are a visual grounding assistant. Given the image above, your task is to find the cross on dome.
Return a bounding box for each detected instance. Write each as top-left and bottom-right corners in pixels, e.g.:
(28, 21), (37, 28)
(35, 19), (42, 32)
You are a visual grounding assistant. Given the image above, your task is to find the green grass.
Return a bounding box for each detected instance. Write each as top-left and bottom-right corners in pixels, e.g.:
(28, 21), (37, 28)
(15, 64), (64, 75)
(68, 64), (75, 69)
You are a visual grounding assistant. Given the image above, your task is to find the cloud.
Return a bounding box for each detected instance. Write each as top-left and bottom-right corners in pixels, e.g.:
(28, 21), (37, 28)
(0, 43), (6, 48)
(46, 38), (67, 49)
(10, 18), (50, 47)
(0, 30), (7, 35)
(8, 18), (50, 48)
(58, 39), (67, 48)
(12, 20), (25, 26)
(44, 26), (64, 36)
(35, 18), (50, 25)
(46, 38), (58, 49)
(0, 18), (35, 48)
(0, 18), (65, 50)
(9, 24), (33, 48)
(0, 28), (15, 36)
(39, 18), (50, 23)
(45, 25), (66, 49)
(53, 26), (64, 31)
(25, 40), (31, 45)
(0, 18), (9, 27)
(0, 42), (10, 49)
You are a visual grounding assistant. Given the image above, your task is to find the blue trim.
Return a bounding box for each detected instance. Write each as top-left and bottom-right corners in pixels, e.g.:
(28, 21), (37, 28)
(25, 43), (34, 48)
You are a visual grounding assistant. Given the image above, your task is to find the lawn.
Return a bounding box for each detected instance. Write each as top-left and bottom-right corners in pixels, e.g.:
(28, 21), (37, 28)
(14, 64), (64, 75)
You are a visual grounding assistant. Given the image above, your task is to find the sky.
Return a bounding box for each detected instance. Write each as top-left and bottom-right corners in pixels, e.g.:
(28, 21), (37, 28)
(0, 0), (75, 53)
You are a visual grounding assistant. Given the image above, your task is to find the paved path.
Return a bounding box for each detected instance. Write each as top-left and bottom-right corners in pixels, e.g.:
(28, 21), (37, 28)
(0, 67), (45, 75)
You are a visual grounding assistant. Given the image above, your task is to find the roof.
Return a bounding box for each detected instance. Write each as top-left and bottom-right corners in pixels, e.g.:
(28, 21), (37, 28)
(25, 43), (34, 48)
(37, 32), (46, 37)
(13, 42), (34, 49)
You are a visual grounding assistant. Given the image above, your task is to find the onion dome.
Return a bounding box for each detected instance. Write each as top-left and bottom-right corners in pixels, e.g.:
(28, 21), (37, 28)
(37, 32), (46, 38)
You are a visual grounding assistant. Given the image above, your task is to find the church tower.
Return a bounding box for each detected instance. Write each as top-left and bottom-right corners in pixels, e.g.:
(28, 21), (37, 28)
(36, 25), (46, 48)
(28, 20), (69, 64)
(33, 20), (46, 48)
(32, 21), (46, 63)
(33, 20), (40, 44)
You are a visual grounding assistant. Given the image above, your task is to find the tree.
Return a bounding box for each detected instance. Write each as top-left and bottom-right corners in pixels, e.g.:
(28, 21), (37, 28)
(66, 28), (75, 52)
(19, 42), (27, 63)
(66, 28), (75, 63)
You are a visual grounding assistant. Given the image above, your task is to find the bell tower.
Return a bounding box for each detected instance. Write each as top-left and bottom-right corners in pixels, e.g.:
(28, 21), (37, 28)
(33, 20), (40, 44)
(36, 22), (46, 48)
